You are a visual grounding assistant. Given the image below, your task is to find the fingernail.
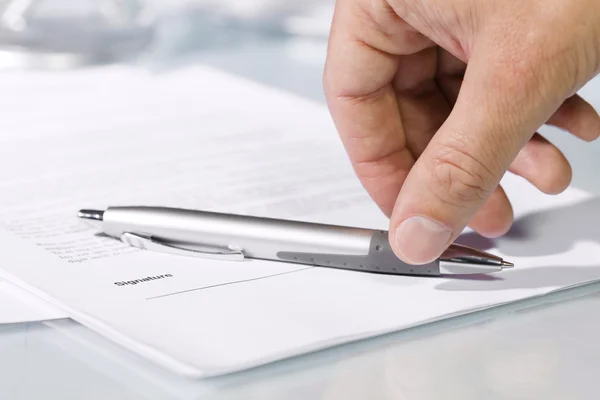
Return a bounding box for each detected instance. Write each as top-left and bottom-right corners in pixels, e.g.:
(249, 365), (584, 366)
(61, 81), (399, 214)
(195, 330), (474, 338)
(394, 216), (452, 264)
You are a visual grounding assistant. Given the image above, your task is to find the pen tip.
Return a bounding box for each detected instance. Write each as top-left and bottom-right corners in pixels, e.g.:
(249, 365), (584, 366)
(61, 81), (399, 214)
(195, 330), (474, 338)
(77, 209), (104, 221)
(501, 260), (514, 268)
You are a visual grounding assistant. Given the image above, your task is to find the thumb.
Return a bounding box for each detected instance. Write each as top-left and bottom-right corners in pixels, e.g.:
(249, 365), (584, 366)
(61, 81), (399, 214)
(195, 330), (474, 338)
(389, 42), (575, 265)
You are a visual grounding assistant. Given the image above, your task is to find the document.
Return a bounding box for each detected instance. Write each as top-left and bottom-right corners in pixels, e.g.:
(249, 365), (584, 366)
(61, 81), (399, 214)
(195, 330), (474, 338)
(0, 65), (599, 377)
(0, 281), (67, 324)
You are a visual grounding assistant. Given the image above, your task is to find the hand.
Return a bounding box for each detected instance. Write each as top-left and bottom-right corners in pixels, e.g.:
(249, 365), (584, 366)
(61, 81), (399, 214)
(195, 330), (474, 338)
(324, 0), (600, 265)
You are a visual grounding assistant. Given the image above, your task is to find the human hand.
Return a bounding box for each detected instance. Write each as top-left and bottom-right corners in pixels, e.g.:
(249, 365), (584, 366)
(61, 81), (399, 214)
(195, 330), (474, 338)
(324, 0), (600, 265)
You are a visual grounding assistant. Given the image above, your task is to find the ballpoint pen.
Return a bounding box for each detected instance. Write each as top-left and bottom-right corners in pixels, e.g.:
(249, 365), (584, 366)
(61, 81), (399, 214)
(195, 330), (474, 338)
(77, 206), (514, 277)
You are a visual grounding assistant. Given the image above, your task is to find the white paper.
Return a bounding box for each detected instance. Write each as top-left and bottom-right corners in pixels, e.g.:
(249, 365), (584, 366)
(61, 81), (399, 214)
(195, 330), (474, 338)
(0, 281), (67, 324)
(0, 65), (599, 377)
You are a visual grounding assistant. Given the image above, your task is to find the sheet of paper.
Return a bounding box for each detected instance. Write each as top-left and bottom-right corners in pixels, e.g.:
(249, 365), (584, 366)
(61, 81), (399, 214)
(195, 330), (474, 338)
(0, 65), (599, 377)
(0, 281), (67, 324)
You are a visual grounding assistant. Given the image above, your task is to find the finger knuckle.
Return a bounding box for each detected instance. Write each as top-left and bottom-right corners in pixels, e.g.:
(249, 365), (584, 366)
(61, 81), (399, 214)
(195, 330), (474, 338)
(429, 144), (496, 207)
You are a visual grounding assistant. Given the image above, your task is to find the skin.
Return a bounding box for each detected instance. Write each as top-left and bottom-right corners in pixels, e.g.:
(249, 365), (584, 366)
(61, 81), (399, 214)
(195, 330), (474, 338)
(324, 0), (600, 265)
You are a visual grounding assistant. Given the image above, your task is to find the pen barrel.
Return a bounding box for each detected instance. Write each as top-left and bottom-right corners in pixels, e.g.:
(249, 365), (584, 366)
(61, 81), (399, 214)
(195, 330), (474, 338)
(101, 206), (443, 276)
(103, 206), (373, 256)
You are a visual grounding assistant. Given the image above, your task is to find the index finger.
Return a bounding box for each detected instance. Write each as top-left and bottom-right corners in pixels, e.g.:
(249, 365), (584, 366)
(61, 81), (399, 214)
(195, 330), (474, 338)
(323, 0), (429, 215)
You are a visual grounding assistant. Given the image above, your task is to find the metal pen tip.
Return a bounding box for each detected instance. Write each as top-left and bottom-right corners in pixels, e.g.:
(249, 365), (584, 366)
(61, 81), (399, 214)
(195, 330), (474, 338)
(77, 209), (104, 221)
(501, 260), (514, 268)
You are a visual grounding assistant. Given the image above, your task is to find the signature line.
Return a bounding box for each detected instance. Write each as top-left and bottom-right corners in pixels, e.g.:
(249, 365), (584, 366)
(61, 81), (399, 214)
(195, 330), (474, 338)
(146, 267), (314, 300)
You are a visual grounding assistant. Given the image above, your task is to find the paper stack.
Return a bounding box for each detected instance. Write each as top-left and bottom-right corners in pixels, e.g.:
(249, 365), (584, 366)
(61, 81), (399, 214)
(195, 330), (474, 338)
(0, 281), (67, 324)
(0, 65), (599, 377)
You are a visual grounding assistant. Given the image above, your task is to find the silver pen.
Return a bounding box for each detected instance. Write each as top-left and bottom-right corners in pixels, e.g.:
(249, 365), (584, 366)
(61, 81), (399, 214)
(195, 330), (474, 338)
(77, 207), (514, 276)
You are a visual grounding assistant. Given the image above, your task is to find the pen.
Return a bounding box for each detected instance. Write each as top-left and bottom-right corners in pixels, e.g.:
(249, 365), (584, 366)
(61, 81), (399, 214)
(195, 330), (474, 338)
(77, 207), (514, 276)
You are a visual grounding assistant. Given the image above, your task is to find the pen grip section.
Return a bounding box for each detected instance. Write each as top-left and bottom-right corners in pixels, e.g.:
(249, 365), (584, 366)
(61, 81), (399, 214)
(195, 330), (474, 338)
(276, 231), (441, 277)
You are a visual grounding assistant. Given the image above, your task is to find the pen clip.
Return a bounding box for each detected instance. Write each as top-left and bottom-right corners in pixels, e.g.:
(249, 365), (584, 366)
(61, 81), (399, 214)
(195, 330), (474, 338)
(120, 233), (245, 261)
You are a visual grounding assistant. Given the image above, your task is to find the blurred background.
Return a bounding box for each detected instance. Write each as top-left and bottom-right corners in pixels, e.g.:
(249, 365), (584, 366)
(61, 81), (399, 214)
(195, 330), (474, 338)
(0, 0), (335, 100)
(0, 0), (333, 67)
